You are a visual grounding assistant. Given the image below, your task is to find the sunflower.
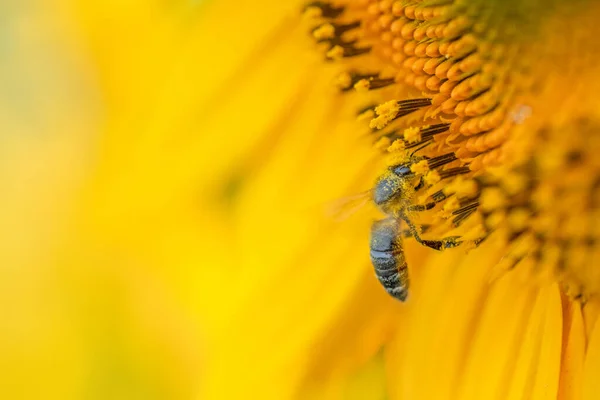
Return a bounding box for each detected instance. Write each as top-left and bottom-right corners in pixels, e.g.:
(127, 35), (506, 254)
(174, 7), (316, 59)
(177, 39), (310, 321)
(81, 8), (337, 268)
(2, 0), (600, 399)
(295, 1), (600, 398)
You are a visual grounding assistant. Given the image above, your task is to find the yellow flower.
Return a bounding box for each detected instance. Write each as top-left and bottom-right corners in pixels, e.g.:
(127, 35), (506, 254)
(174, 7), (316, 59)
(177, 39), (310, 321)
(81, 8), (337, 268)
(2, 0), (600, 399)
(298, 1), (600, 399)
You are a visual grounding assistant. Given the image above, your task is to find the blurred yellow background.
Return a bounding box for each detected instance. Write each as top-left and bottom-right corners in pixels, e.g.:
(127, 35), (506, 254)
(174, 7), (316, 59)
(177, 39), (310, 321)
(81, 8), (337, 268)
(0, 1), (395, 398)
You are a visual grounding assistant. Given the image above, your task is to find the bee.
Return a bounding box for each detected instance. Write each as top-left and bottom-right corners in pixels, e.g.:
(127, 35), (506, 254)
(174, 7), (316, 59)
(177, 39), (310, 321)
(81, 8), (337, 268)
(327, 147), (482, 301)
(370, 154), (475, 301)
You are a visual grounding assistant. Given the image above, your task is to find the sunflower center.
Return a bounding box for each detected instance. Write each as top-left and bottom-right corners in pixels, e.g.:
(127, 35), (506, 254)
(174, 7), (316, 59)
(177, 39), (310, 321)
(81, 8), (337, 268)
(304, 0), (600, 300)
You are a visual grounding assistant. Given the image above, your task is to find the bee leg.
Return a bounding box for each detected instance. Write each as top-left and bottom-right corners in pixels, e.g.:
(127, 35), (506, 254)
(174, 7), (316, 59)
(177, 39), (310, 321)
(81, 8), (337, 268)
(420, 235), (490, 251)
(399, 213), (484, 251)
(400, 224), (431, 238)
(399, 213), (449, 250)
(420, 236), (463, 251)
(399, 213), (427, 242)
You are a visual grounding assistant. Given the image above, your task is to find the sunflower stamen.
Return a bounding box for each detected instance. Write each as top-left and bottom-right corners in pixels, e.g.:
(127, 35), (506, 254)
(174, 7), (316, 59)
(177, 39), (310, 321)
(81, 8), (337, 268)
(312, 21), (361, 41)
(353, 77), (396, 92)
(427, 152), (458, 170)
(438, 166), (471, 180)
(369, 98), (432, 130)
(336, 72), (395, 91)
(325, 42), (371, 60)
(397, 124), (451, 149)
(303, 1), (344, 19)
(451, 201), (481, 227)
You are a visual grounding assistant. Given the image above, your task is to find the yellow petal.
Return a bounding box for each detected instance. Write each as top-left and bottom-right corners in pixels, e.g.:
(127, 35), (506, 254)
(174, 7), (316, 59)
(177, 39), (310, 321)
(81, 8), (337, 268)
(584, 307), (600, 400)
(559, 302), (585, 400)
(384, 238), (566, 400)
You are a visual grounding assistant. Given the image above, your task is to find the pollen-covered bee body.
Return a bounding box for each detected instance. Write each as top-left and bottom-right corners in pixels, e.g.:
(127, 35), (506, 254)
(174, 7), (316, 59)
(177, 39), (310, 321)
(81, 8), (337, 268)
(369, 161), (419, 302)
(369, 219), (409, 301)
(369, 156), (474, 302)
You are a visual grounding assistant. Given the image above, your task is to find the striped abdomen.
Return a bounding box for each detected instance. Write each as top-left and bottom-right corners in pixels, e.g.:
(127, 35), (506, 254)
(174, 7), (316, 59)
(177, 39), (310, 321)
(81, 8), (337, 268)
(369, 219), (409, 301)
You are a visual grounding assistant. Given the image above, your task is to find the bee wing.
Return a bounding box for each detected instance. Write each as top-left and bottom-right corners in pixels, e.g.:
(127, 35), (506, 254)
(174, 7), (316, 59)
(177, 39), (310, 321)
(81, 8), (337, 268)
(323, 190), (373, 222)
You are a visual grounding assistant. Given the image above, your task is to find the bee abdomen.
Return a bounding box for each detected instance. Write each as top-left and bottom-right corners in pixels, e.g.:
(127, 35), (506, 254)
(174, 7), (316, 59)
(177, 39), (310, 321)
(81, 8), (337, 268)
(370, 249), (409, 301)
(370, 219), (410, 301)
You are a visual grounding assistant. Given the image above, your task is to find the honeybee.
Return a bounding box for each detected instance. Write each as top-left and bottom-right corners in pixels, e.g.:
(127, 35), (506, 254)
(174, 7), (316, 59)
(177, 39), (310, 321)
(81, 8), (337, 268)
(327, 134), (483, 301)
(369, 154), (477, 301)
